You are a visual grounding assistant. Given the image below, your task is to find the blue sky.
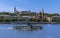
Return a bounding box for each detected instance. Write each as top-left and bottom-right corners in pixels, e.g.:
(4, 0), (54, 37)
(0, 0), (60, 14)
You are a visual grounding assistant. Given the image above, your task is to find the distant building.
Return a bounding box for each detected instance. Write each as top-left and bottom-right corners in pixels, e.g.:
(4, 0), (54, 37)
(21, 11), (31, 14)
(14, 7), (21, 17)
(47, 17), (51, 22)
(14, 7), (31, 15)
(14, 7), (36, 19)
(3, 15), (19, 19)
(0, 15), (9, 19)
(14, 7), (17, 14)
(51, 16), (60, 22)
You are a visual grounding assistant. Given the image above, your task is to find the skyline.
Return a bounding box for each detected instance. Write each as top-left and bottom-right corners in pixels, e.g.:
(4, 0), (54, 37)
(0, 0), (60, 14)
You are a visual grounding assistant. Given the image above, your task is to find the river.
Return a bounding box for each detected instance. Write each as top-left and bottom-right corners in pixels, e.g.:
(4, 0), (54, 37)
(0, 24), (60, 38)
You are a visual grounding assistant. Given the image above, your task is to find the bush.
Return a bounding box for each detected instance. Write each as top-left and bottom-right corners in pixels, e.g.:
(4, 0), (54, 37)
(43, 18), (48, 22)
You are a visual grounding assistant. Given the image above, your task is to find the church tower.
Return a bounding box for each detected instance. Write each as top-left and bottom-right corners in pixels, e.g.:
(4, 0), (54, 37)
(14, 6), (17, 14)
(14, 6), (20, 18)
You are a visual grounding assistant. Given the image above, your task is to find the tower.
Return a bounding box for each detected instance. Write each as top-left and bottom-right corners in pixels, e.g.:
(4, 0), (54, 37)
(14, 7), (17, 14)
(14, 7), (19, 16)
(14, 6), (20, 19)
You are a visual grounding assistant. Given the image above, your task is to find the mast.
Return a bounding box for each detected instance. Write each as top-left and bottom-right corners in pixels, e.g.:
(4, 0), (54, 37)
(39, 9), (44, 22)
(41, 9), (44, 22)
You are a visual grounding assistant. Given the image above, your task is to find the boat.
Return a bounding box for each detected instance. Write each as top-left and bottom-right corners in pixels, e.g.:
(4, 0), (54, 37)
(13, 24), (42, 31)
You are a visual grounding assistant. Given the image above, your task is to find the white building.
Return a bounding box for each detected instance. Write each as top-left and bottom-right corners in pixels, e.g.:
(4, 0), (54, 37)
(51, 16), (60, 22)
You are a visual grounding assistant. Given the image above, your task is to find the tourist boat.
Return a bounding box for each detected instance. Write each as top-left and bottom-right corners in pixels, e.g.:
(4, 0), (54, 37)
(13, 26), (42, 31)
(13, 24), (42, 31)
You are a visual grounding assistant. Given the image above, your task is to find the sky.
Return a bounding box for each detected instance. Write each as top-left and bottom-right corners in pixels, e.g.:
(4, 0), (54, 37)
(0, 0), (60, 14)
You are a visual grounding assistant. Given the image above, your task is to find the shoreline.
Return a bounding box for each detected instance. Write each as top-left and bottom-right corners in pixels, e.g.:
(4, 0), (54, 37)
(0, 22), (60, 24)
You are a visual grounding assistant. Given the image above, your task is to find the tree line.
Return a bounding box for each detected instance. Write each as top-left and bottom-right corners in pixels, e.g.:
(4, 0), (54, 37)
(0, 12), (59, 22)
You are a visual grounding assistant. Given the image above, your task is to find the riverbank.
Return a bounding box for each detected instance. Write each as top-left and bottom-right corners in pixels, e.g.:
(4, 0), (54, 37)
(0, 22), (60, 24)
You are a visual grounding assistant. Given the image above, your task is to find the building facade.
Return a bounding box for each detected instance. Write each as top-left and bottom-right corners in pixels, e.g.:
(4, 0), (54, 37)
(51, 16), (60, 22)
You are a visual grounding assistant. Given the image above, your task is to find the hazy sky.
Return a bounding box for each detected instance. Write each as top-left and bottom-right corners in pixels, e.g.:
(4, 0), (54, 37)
(0, 0), (60, 14)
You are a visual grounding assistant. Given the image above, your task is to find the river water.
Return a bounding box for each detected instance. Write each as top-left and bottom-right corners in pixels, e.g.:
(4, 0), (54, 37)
(0, 24), (60, 38)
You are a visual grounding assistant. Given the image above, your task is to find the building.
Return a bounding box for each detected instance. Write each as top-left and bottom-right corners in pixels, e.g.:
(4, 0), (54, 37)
(47, 17), (51, 22)
(14, 7), (36, 19)
(14, 7), (21, 18)
(0, 15), (9, 18)
(51, 16), (60, 22)
(14, 7), (31, 15)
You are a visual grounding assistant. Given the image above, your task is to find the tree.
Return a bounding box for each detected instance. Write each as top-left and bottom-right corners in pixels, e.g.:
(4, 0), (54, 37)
(43, 18), (48, 22)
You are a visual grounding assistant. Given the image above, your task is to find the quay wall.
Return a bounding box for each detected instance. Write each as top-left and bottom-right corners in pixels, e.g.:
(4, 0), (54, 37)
(0, 22), (60, 24)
